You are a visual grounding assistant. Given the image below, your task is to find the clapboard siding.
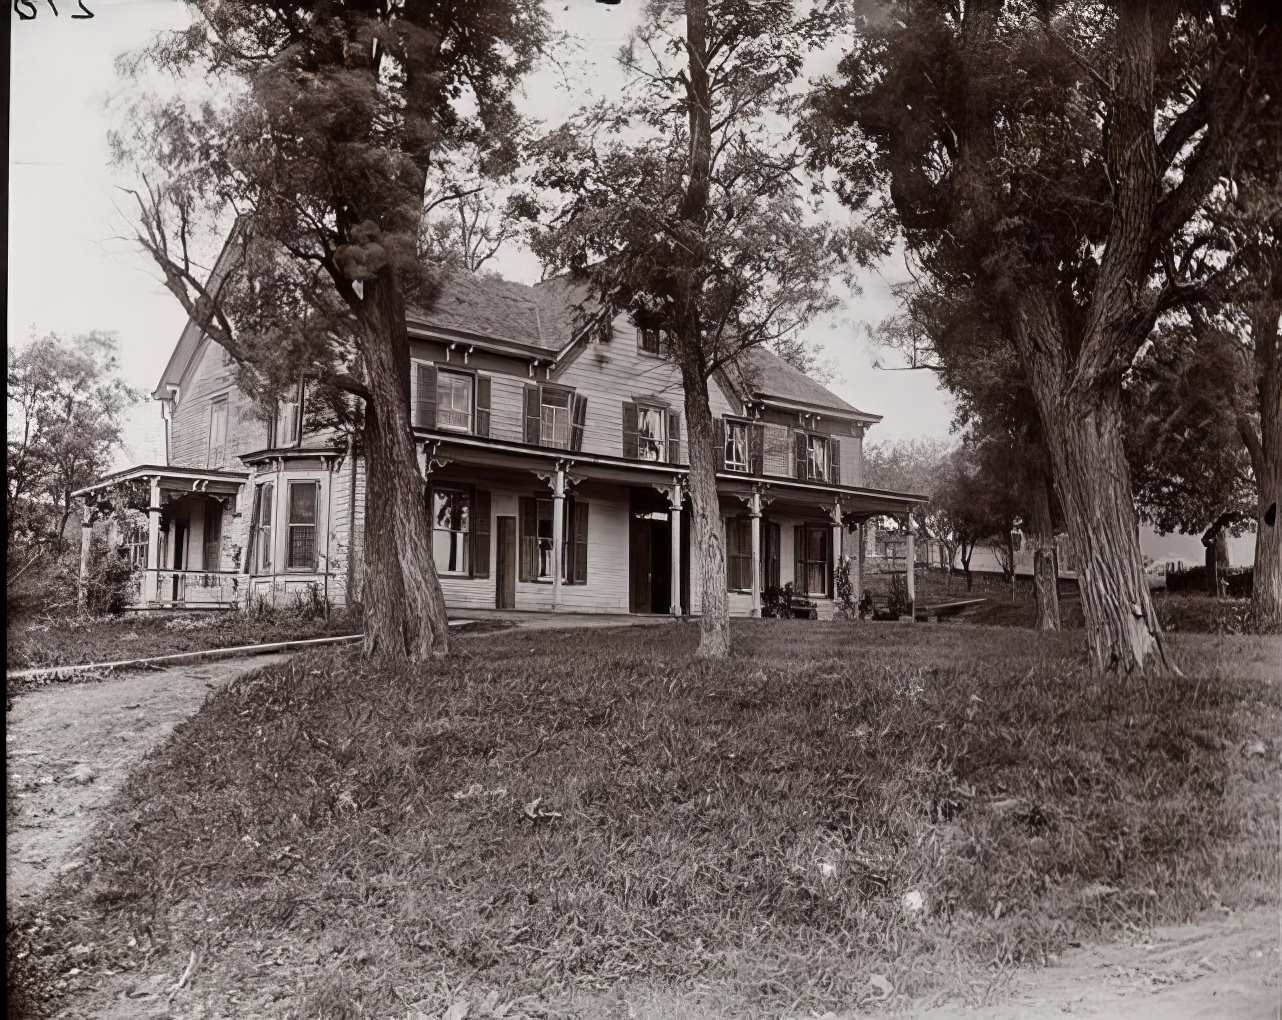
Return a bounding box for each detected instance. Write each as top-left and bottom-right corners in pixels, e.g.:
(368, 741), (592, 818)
(169, 338), (268, 470)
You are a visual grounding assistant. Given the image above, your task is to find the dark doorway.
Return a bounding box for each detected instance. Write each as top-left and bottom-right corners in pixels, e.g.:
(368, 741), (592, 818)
(629, 488), (687, 614)
(496, 515), (517, 610)
(172, 519), (188, 601)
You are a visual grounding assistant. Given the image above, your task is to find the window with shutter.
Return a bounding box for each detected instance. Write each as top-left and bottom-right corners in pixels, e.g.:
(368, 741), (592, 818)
(799, 525), (831, 597)
(830, 438), (842, 484)
(666, 411), (681, 462)
(794, 431), (808, 480)
(622, 402), (639, 458)
(203, 504), (223, 571)
(251, 481), (274, 575)
(570, 500), (589, 584)
(524, 386), (541, 445)
(539, 387), (573, 449)
(635, 405), (668, 461)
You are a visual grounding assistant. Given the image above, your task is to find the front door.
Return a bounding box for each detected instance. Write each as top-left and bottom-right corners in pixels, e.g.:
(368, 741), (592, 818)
(496, 515), (517, 610)
(629, 512), (652, 613)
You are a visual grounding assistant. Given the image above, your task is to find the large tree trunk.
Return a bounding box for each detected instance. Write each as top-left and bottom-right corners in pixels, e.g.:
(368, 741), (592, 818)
(680, 361), (730, 658)
(1024, 356), (1173, 674)
(357, 271), (451, 661)
(1246, 292), (1281, 632)
(1028, 462), (1060, 631)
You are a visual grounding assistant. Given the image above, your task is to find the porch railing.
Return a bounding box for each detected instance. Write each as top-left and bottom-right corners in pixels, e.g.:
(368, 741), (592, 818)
(137, 569), (243, 607)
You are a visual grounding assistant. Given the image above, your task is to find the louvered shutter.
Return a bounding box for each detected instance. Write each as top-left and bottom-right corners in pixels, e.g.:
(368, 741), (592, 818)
(524, 386), (541, 445)
(475, 376), (492, 437)
(713, 418), (726, 470)
(830, 438), (841, 484)
(622, 402), (639, 458)
(794, 431), (808, 480)
(570, 394), (588, 452)
(244, 485), (262, 574)
(472, 488), (491, 579)
(750, 424), (765, 476)
(519, 496), (537, 581)
(667, 411), (681, 463)
(572, 500), (589, 584)
(414, 363), (437, 429)
(794, 524), (805, 595)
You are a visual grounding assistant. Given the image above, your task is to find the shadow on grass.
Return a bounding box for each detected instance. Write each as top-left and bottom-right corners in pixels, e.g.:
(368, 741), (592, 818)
(36, 622), (1282, 1017)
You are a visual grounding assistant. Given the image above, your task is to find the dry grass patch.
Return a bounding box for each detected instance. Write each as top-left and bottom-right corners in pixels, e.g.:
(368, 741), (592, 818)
(31, 622), (1281, 1017)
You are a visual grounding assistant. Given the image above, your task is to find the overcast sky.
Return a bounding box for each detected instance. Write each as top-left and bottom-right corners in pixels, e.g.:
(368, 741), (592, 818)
(6, 1), (1241, 565)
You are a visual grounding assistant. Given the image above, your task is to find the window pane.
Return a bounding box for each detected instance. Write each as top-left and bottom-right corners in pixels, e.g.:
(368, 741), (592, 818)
(637, 407), (666, 461)
(289, 525), (316, 569)
(289, 483), (317, 525)
(437, 371), (473, 431)
(431, 488), (471, 575)
(433, 528), (469, 574)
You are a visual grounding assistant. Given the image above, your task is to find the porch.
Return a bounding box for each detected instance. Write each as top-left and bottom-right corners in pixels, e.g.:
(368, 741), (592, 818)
(73, 464), (248, 611)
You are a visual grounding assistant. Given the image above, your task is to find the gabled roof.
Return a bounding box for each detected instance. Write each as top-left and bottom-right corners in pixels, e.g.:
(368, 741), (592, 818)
(159, 251), (878, 424)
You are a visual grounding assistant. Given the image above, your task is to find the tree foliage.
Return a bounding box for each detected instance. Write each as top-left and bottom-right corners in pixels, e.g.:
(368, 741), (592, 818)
(113, 0), (550, 660)
(809, 1), (1278, 671)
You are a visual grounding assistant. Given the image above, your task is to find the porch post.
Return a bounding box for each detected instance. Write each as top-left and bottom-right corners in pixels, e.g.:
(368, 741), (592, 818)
(850, 519), (863, 602)
(551, 467), (565, 610)
(77, 503), (93, 611)
(669, 482), (684, 616)
(830, 501), (844, 603)
(749, 488), (762, 617)
(905, 513), (916, 622)
(144, 476), (163, 605)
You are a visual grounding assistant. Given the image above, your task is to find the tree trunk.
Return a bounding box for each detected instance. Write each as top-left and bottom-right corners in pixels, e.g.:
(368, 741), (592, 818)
(680, 361), (730, 658)
(357, 270), (451, 661)
(1026, 371), (1173, 674)
(1247, 292), (1281, 632)
(1029, 465), (1060, 631)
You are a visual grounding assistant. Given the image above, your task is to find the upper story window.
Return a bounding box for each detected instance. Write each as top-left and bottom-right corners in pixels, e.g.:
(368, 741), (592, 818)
(807, 434), (829, 481)
(436, 369), (473, 433)
(273, 381), (304, 447)
(636, 405), (668, 461)
(638, 327), (663, 356)
(540, 387), (572, 449)
(794, 431), (840, 484)
(207, 397), (229, 467)
(725, 421), (750, 472)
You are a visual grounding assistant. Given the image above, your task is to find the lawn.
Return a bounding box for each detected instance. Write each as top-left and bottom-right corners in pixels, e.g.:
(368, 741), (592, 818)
(19, 621), (1280, 1018)
(5, 607), (363, 674)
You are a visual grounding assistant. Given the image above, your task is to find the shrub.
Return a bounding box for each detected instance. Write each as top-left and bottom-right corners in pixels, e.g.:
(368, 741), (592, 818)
(887, 572), (910, 617)
(1166, 565), (1254, 597)
(834, 555), (857, 619)
(81, 539), (134, 616)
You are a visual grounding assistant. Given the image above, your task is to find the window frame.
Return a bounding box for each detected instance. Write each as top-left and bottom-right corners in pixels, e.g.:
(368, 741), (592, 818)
(635, 403), (669, 463)
(273, 379), (305, 448)
(285, 480), (320, 572)
(539, 385), (574, 450)
(799, 524), (831, 598)
(724, 420), (751, 473)
(207, 396), (229, 467)
(430, 484), (473, 577)
(638, 326), (663, 356)
(806, 433), (831, 483)
(435, 367), (475, 434)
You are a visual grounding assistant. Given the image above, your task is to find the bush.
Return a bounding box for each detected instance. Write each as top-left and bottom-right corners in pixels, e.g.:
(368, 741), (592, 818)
(1165, 565), (1254, 597)
(1154, 594), (1258, 634)
(81, 539), (134, 616)
(886, 572), (911, 617)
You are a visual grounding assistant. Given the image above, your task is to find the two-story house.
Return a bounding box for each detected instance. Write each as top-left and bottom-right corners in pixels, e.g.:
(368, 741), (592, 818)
(74, 271), (922, 619)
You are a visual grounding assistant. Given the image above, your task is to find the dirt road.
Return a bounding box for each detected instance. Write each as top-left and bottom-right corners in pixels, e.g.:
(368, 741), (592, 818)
(6, 654), (288, 904)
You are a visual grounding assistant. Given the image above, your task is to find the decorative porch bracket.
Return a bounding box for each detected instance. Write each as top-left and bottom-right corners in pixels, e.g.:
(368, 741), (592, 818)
(421, 439), (451, 477)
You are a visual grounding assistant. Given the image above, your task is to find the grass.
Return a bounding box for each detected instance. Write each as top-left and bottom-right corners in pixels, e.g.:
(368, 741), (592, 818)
(30, 621), (1280, 1018)
(5, 606), (364, 674)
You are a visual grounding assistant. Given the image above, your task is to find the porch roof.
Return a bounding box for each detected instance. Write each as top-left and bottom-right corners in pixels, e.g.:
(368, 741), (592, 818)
(418, 431), (924, 513)
(72, 463), (249, 499)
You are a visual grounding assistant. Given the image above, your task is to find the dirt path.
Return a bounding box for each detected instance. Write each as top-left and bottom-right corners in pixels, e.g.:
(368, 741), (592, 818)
(6, 654), (289, 905)
(907, 907), (1279, 1020)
